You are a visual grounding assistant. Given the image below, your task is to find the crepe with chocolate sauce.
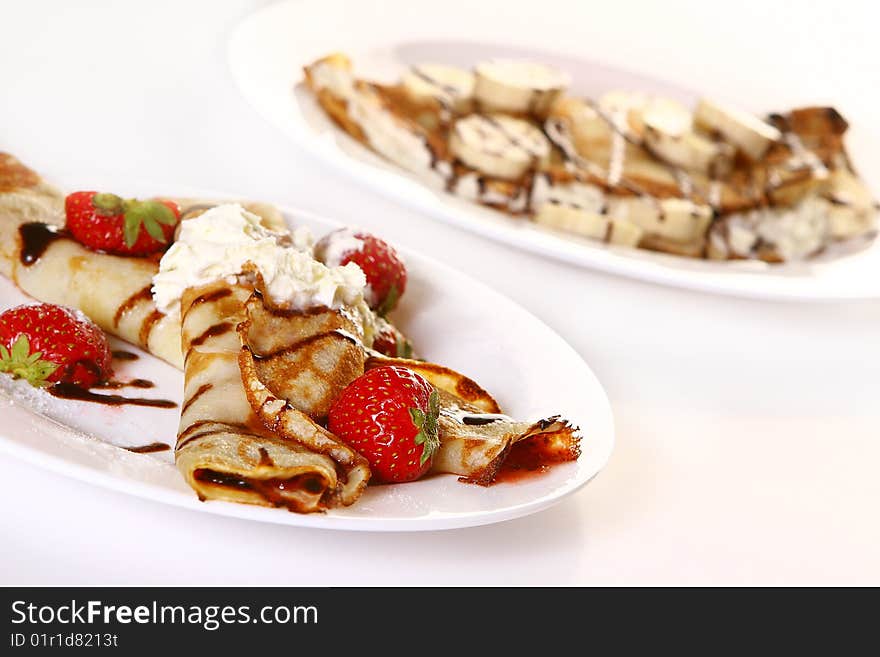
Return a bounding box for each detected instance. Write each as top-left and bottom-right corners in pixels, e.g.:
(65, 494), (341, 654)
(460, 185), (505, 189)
(176, 278), (370, 512)
(234, 286), (580, 488)
(364, 355), (580, 484)
(0, 153), (285, 369)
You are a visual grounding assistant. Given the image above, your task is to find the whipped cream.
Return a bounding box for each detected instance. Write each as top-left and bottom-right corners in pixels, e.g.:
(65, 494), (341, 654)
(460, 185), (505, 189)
(152, 203), (366, 318)
(313, 227), (364, 268)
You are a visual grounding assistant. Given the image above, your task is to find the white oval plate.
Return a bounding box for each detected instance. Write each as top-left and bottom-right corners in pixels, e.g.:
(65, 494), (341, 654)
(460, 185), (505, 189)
(228, 0), (880, 301)
(0, 179), (613, 531)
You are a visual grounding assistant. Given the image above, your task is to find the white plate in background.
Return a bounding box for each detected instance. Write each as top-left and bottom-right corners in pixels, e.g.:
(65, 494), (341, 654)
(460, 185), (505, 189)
(228, 0), (880, 301)
(0, 179), (613, 532)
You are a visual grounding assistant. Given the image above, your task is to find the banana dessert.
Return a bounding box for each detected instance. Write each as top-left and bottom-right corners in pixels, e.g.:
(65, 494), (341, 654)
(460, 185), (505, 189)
(303, 53), (878, 263)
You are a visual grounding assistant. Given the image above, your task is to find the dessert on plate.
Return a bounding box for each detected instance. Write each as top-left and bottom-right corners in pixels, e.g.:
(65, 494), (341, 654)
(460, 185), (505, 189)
(0, 153), (580, 514)
(303, 53), (878, 263)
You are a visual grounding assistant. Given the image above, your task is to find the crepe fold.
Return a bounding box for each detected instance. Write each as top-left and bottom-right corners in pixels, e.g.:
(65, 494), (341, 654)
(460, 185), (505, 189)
(0, 153), (285, 369)
(365, 355), (581, 484)
(175, 279), (369, 512)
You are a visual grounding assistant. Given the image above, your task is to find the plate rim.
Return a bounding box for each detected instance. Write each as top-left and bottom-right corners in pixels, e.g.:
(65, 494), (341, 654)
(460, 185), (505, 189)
(226, 0), (880, 303)
(0, 189), (614, 532)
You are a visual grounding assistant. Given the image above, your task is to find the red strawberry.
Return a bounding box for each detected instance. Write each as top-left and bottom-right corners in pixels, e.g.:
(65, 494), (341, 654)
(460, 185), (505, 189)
(371, 318), (414, 359)
(314, 228), (407, 315)
(65, 191), (180, 256)
(328, 366), (440, 483)
(0, 303), (113, 387)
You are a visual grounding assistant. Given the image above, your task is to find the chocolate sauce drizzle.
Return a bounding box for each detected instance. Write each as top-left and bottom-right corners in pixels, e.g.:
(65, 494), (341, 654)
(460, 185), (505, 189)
(94, 378), (155, 390)
(189, 322), (234, 348)
(18, 222), (69, 266)
(124, 442), (171, 454)
(181, 383), (213, 414)
(251, 329), (358, 361)
(48, 383), (176, 409)
(188, 288), (232, 309)
(113, 286), (153, 327)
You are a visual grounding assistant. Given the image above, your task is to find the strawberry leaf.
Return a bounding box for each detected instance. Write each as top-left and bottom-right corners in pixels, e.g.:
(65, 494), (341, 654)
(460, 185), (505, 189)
(376, 285), (399, 318)
(395, 337), (413, 359)
(91, 192), (124, 215)
(123, 213), (141, 248)
(122, 200), (177, 247)
(0, 335), (58, 387)
(409, 389), (441, 466)
(142, 216), (166, 242)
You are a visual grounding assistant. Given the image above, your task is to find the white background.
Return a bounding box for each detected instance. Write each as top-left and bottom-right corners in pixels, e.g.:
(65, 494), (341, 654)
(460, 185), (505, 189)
(1, 0), (879, 585)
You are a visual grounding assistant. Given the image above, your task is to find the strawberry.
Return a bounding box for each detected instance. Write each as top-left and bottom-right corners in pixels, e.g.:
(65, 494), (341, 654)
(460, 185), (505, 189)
(65, 191), (180, 256)
(314, 228), (407, 315)
(0, 303), (113, 387)
(371, 318), (414, 359)
(328, 366), (440, 483)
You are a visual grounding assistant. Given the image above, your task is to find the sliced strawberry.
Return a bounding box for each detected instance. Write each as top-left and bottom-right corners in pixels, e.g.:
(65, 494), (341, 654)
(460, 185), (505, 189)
(0, 303), (113, 387)
(328, 366), (439, 483)
(65, 191), (180, 256)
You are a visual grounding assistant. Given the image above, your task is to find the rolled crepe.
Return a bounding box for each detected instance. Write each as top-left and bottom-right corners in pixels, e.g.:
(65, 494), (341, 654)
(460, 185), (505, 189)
(0, 153), (285, 369)
(365, 355), (580, 484)
(236, 286), (370, 504)
(237, 289), (365, 422)
(176, 278), (369, 511)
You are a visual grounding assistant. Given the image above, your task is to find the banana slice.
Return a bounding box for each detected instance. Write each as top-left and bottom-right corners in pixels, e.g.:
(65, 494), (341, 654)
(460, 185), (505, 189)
(694, 98), (781, 160)
(607, 196), (713, 243)
(401, 64), (474, 115)
(530, 173), (606, 213)
(450, 114), (550, 180)
(474, 60), (570, 118)
(639, 98), (734, 175)
(534, 203), (642, 246)
(549, 97), (614, 161)
(597, 90), (649, 137)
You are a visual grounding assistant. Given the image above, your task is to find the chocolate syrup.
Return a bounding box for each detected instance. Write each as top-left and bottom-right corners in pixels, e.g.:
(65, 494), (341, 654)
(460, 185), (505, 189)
(113, 286), (153, 327)
(190, 322), (233, 347)
(138, 310), (163, 347)
(48, 382), (176, 409)
(193, 469), (253, 491)
(124, 442), (171, 454)
(189, 288), (232, 308)
(95, 378), (155, 390)
(251, 329), (358, 360)
(18, 223), (69, 266)
(111, 350), (139, 362)
(461, 413), (504, 426)
(181, 383), (213, 414)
